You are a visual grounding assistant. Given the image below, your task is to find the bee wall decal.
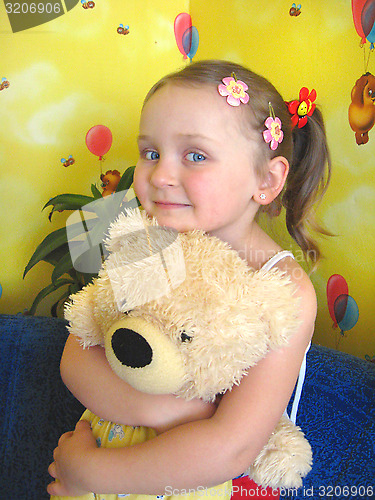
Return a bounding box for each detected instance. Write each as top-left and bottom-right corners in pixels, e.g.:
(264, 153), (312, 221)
(81, 0), (95, 9)
(0, 77), (10, 91)
(289, 3), (302, 16)
(61, 155), (75, 168)
(117, 24), (129, 35)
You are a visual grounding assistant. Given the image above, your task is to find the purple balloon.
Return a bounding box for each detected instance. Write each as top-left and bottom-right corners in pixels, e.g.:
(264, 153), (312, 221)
(361, 0), (375, 37)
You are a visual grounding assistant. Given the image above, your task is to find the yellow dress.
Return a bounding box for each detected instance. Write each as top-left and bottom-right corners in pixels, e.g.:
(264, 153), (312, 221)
(51, 409), (232, 500)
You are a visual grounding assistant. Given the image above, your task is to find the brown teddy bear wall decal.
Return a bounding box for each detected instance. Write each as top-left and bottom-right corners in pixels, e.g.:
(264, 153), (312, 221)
(58, 208), (312, 500)
(100, 169), (121, 196)
(349, 72), (375, 145)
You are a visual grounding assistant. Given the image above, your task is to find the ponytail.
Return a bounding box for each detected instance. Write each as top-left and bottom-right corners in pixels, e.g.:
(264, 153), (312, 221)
(281, 107), (332, 268)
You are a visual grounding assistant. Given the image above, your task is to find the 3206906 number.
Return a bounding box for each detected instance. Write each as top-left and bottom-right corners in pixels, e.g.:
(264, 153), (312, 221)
(5, 3), (62, 14)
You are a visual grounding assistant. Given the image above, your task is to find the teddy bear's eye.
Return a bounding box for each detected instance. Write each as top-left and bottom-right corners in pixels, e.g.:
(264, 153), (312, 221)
(180, 331), (192, 343)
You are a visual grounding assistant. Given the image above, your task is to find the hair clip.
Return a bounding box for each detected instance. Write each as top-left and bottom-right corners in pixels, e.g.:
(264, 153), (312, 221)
(218, 72), (249, 106)
(263, 102), (283, 151)
(286, 87), (317, 128)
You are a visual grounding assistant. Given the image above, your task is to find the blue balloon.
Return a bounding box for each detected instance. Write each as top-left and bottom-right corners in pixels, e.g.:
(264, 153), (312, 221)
(334, 294), (359, 333)
(367, 21), (375, 48)
(365, 0), (375, 49)
(367, 29), (375, 50)
(182, 26), (199, 60)
(187, 26), (199, 60)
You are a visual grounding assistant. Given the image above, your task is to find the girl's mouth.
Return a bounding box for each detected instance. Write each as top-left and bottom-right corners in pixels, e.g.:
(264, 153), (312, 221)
(154, 201), (190, 208)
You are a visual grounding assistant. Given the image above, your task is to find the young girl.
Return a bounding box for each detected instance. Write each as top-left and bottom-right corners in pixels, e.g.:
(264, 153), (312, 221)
(47, 60), (331, 499)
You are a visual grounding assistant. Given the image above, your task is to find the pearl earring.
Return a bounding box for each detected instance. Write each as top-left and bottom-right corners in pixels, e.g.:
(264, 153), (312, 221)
(259, 193), (266, 200)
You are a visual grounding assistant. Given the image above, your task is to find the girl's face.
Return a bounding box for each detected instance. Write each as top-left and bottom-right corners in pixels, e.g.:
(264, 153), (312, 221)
(134, 83), (262, 243)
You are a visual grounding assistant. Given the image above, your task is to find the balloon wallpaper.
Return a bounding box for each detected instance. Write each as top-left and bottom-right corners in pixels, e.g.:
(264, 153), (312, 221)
(0, 0), (374, 360)
(85, 125), (113, 160)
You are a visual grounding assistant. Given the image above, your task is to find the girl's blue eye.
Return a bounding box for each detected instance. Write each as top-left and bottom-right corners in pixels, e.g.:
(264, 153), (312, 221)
(186, 152), (206, 162)
(145, 151), (159, 160)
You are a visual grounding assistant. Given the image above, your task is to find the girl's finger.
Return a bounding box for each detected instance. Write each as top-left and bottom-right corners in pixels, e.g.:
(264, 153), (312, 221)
(58, 430), (73, 445)
(46, 480), (60, 496)
(48, 461), (57, 478)
(75, 419), (91, 431)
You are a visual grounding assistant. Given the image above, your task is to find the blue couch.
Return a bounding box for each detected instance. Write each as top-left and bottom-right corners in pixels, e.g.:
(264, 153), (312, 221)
(1, 314), (374, 500)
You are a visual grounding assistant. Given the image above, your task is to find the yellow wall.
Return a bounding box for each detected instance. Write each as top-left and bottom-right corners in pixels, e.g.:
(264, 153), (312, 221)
(1, 0), (374, 360)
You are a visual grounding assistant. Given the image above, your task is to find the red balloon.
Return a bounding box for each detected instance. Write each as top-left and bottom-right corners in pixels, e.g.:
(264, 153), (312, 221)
(326, 274), (349, 327)
(352, 0), (368, 44)
(174, 13), (192, 59)
(86, 125), (112, 159)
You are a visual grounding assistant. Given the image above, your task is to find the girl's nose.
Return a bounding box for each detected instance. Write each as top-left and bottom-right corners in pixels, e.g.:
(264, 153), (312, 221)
(150, 157), (177, 188)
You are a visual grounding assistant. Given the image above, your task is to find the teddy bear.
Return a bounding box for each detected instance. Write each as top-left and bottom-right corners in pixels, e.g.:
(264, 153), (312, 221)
(59, 208), (312, 500)
(100, 169), (122, 196)
(349, 72), (375, 145)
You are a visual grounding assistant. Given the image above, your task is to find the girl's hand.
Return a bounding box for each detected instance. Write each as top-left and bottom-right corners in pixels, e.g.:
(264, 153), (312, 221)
(47, 420), (97, 497)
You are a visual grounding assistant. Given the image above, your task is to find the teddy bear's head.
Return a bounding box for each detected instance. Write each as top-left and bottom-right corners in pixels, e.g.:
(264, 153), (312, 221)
(65, 208), (300, 402)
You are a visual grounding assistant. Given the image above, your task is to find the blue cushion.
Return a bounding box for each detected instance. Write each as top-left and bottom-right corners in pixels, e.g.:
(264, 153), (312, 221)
(0, 314), (84, 500)
(282, 345), (375, 499)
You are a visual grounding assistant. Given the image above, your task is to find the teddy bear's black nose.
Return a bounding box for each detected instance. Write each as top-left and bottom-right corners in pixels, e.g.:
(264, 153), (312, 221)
(111, 328), (153, 368)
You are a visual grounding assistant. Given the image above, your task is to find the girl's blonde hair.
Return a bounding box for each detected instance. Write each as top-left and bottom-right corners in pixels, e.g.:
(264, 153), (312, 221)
(144, 60), (331, 267)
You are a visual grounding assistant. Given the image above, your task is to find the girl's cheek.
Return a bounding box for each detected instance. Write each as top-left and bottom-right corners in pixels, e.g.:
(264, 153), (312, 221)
(133, 165), (146, 199)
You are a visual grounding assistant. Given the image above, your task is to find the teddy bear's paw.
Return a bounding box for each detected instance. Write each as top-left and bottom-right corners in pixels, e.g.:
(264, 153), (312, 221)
(246, 416), (312, 490)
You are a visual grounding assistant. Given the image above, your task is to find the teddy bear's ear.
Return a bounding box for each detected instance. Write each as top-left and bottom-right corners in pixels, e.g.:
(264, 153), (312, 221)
(64, 282), (103, 347)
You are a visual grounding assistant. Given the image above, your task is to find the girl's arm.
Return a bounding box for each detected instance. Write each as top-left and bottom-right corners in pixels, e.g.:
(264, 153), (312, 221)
(48, 260), (316, 496)
(61, 334), (216, 432)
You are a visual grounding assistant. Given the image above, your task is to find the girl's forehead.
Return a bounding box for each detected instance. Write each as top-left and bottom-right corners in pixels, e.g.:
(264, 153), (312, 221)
(140, 83), (245, 133)
(149, 81), (217, 100)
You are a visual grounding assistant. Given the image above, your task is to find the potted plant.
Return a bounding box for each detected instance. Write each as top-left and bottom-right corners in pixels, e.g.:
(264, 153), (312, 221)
(23, 166), (139, 316)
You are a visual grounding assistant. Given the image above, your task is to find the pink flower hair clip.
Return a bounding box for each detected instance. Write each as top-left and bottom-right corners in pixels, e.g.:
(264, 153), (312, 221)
(263, 102), (284, 151)
(218, 72), (249, 106)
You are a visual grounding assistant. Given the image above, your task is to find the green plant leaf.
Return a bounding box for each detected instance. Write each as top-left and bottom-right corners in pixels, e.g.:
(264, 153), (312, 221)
(51, 286), (78, 317)
(23, 227), (68, 277)
(23, 219), (91, 278)
(26, 278), (75, 316)
(43, 243), (70, 267)
(69, 282), (82, 295)
(65, 269), (95, 287)
(115, 166), (135, 193)
(70, 243), (105, 276)
(51, 252), (74, 284)
(43, 194), (96, 214)
(51, 301), (62, 318)
(80, 272), (97, 286)
(91, 184), (103, 199)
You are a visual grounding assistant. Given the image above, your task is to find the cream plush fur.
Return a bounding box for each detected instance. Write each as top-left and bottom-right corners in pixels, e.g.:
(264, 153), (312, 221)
(65, 208), (312, 491)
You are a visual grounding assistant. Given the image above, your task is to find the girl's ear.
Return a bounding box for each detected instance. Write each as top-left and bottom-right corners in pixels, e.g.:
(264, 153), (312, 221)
(253, 156), (289, 205)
